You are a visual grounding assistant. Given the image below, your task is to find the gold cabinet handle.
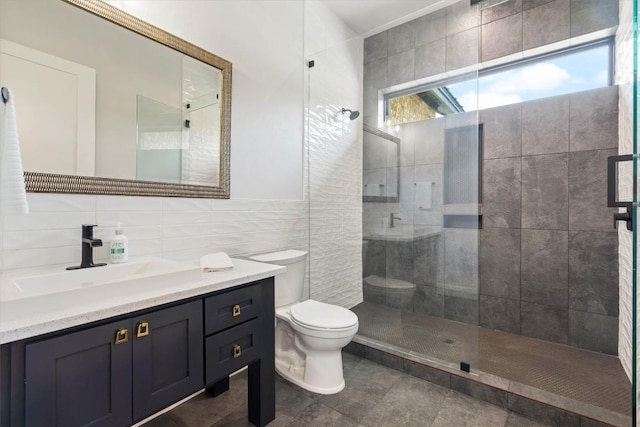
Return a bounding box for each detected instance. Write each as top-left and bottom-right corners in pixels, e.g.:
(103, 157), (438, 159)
(232, 304), (241, 317)
(114, 328), (129, 345)
(233, 344), (242, 359)
(136, 322), (150, 338)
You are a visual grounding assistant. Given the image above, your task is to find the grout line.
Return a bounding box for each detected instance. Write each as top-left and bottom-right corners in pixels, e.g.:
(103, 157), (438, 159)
(519, 99), (523, 335)
(567, 89), (571, 343)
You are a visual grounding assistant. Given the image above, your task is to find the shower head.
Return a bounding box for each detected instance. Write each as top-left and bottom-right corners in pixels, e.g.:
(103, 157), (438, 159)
(341, 108), (360, 121)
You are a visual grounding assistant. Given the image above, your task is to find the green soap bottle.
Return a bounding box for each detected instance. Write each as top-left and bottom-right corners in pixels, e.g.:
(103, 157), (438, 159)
(110, 222), (128, 263)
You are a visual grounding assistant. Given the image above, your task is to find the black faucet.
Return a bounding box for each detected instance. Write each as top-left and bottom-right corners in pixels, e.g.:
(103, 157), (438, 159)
(390, 213), (402, 228)
(66, 225), (107, 270)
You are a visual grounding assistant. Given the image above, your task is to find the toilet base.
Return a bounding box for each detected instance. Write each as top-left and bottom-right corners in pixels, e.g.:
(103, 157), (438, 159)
(274, 319), (351, 395)
(275, 359), (345, 395)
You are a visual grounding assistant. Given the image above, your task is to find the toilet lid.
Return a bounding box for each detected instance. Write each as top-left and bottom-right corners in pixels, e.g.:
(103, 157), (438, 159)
(290, 300), (358, 330)
(249, 249), (307, 265)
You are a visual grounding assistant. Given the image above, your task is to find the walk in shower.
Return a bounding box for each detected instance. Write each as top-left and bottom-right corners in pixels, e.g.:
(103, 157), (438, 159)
(306, 0), (637, 425)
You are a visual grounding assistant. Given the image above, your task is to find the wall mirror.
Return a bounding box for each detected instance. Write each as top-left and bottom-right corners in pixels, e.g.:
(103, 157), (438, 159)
(363, 125), (400, 203)
(0, 0), (231, 198)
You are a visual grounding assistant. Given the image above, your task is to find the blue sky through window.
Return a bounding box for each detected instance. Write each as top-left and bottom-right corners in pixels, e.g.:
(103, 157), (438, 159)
(443, 43), (610, 112)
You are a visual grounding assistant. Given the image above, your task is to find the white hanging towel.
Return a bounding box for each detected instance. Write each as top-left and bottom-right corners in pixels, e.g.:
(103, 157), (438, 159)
(415, 182), (433, 210)
(0, 88), (29, 215)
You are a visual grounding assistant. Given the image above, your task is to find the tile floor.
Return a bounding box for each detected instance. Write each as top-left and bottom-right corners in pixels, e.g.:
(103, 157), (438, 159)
(352, 302), (632, 424)
(143, 353), (551, 427)
(352, 301), (630, 416)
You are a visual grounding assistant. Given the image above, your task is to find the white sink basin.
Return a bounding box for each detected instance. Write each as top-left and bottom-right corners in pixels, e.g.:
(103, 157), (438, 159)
(4, 258), (202, 301)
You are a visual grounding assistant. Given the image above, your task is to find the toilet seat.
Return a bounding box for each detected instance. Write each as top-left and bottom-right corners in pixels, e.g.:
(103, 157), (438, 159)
(290, 300), (358, 331)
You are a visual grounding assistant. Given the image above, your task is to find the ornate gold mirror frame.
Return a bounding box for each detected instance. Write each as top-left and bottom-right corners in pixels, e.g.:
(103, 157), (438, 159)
(25, 0), (232, 198)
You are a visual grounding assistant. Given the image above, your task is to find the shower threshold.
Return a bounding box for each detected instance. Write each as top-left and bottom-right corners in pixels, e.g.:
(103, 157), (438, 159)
(350, 301), (631, 427)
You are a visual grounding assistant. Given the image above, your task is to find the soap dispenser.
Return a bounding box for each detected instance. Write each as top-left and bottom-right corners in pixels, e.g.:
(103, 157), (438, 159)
(110, 222), (128, 263)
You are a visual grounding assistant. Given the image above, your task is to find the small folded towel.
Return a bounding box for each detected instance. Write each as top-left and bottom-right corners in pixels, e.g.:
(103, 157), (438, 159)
(200, 252), (234, 272)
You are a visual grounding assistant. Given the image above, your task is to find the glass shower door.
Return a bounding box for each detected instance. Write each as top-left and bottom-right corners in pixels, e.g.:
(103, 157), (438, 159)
(304, 19), (364, 313)
(622, 0), (639, 424)
(394, 108), (482, 372)
(359, 79), (482, 372)
(357, 0), (482, 375)
(633, 0), (640, 423)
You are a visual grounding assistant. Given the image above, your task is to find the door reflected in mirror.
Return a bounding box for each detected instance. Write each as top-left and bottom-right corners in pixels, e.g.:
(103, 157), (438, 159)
(136, 57), (221, 187)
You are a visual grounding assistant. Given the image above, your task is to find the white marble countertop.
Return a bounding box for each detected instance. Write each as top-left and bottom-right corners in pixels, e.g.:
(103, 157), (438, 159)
(0, 258), (285, 344)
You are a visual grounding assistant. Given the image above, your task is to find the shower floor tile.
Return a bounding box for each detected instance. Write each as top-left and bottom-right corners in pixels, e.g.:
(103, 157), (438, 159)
(352, 301), (631, 417)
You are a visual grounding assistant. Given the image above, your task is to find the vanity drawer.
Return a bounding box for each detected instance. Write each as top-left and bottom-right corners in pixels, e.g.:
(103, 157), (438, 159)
(205, 283), (262, 334)
(205, 318), (262, 385)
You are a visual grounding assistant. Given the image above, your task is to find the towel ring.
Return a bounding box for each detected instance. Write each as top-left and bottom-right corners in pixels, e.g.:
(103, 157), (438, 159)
(1, 87), (8, 104)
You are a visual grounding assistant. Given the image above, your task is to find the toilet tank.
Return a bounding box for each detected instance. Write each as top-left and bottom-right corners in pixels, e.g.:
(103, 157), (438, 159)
(248, 250), (308, 307)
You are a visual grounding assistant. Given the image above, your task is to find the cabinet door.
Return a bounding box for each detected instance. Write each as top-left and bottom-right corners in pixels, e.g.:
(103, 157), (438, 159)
(132, 300), (203, 422)
(24, 319), (132, 427)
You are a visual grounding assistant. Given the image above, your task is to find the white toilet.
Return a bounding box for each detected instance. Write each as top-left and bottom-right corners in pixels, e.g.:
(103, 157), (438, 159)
(249, 249), (358, 394)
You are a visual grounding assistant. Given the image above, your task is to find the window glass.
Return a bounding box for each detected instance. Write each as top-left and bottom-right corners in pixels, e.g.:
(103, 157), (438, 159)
(385, 40), (611, 125)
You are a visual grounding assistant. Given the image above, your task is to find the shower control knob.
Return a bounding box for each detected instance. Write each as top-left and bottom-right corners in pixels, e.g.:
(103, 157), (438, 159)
(613, 210), (632, 231)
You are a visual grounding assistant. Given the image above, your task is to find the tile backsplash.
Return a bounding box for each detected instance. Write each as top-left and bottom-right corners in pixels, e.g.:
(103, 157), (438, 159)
(0, 193), (308, 272)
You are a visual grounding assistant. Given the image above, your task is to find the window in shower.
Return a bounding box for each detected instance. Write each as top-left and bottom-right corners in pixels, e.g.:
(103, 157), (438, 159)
(384, 38), (614, 125)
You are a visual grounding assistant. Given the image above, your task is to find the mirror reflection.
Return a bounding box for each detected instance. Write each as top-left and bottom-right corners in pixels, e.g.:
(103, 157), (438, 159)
(363, 125), (399, 203)
(136, 57), (221, 186)
(0, 0), (227, 189)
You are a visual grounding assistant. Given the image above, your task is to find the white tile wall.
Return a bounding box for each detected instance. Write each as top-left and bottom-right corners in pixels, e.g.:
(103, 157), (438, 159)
(305, 0), (364, 308)
(616, 0), (634, 382)
(0, 193), (308, 272)
(0, 2), (363, 318)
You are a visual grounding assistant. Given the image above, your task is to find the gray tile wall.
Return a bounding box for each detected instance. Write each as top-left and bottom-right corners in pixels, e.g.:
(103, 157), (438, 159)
(363, 0), (619, 354)
(480, 86), (619, 354)
(363, 0), (618, 127)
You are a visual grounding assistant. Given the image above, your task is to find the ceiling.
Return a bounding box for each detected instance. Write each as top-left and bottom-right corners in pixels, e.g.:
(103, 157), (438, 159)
(320, 0), (460, 37)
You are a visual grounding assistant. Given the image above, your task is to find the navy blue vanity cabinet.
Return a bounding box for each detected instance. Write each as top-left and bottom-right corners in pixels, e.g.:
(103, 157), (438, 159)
(1, 277), (275, 427)
(24, 318), (133, 427)
(204, 280), (276, 427)
(23, 301), (203, 427)
(131, 300), (203, 422)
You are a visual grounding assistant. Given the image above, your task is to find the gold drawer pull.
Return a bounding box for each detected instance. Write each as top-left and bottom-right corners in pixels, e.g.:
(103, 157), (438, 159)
(232, 304), (241, 317)
(136, 322), (150, 338)
(233, 344), (242, 358)
(114, 328), (129, 345)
